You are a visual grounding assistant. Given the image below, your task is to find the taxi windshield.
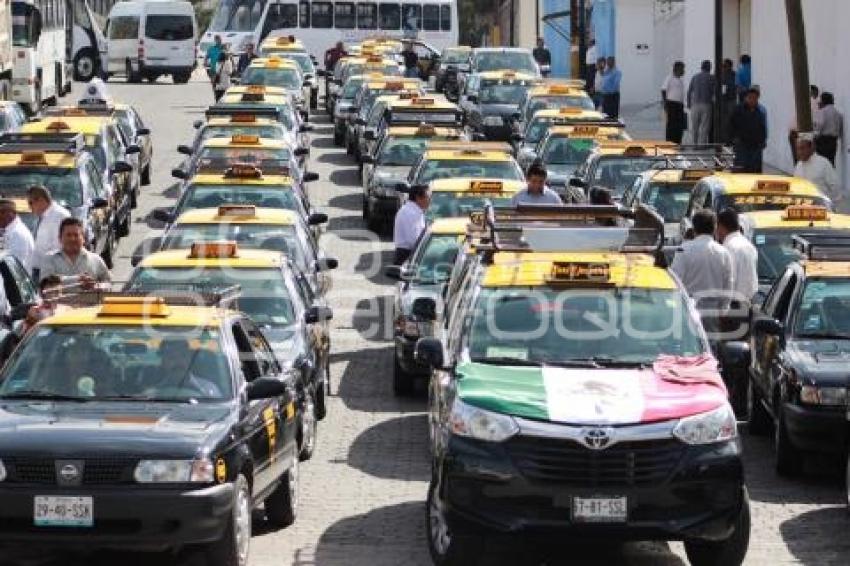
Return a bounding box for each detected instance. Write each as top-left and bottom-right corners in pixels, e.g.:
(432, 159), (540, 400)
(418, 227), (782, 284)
(0, 168), (83, 208)
(592, 157), (656, 198)
(752, 229), (806, 284)
(478, 81), (529, 105)
(639, 182), (694, 223)
(0, 327), (231, 402)
(527, 96), (595, 117)
(468, 288), (704, 365)
(341, 79), (366, 99)
(474, 52), (538, 74)
(794, 278), (850, 337)
(719, 193), (830, 213)
(197, 146), (291, 167)
(412, 234), (461, 284)
(160, 224), (306, 269)
(277, 53), (314, 75)
(379, 137), (431, 166)
(524, 119), (555, 145)
(442, 50), (470, 64)
(240, 67), (302, 89)
(200, 125), (284, 143)
(129, 268), (296, 328)
(181, 184), (300, 212)
(416, 159), (523, 184)
(428, 193), (514, 220)
(541, 137), (594, 166)
(217, 104), (294, 129)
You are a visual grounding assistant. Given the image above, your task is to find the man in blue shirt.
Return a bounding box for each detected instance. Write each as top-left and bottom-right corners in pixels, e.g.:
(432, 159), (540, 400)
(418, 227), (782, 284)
(600, 56), (622, 119)
(736, 54), (751, 102)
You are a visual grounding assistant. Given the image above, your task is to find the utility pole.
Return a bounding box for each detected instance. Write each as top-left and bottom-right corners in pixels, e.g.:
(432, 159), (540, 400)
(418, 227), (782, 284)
(785, 0), (813, 133)
(578, 0), (587, 79)
(713, 0), (723, 144)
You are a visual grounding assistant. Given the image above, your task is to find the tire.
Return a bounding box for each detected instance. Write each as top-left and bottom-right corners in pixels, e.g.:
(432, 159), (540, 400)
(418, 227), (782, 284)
(775, 408), (803, 477)
(264, 457), (298, 528)
(174, 71), (192, 84)
(333, 127), (344, 146)
(426, 477), (482, 566)
(746, 379), (771, 436)
(298, 387), (317, 461)
(684, 489), (751, 566)
(393, 354), (414, 397)
(205, 474), (251, 566)
(74, 49), (98, 82)
(316, 362), (330, 421)
(141, 163), (151, 186)
(126, 61), (141, 84)
(145, 73), (160, 83)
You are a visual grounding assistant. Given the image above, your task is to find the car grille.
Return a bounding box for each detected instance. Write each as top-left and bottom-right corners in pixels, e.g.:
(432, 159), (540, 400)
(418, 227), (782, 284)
(7, 458), (137, 485)
(506, 436), (685, 487)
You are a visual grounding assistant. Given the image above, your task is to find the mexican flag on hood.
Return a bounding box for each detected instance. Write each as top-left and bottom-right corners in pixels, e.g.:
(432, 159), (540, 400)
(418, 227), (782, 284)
(454, 358), (728, 426)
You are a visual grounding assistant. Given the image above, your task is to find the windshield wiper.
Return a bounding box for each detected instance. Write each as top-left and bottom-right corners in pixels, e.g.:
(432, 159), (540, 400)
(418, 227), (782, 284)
(555, 357), (650, 369)
(0, 390), (89, 402)
(99, 395), (198, 404)
(796, 332), (850, 340)
(471, 357), (542, 367)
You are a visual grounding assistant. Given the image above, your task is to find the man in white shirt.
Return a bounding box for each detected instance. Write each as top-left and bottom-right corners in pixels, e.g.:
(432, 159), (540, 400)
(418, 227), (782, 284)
(716, 208), (758, 306)
(27, 185), (70, 281)
(794, 136), (840, 207)
(661, 61), (686, 143)
(512, 164), (564, 205)
(0, 199), (34, 272)
(671, 210), (734, 338)
(392, 185), (431, 265)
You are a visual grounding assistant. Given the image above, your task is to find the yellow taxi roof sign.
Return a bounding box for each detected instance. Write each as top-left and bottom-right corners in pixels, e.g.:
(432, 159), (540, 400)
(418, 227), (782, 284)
(623, 146), (648, 156)
(230, 134), (260, 145)
(99, 297), (171, 318)
(570, 125), (599, 136)
(783, 205), (829, 221)
(755, 179), (791, 192)
(18, 151), (48, 166)
(217, 205), (257, 218)
(230, 114), (257, 123)
(681, 169), (713, 181)
(46, 121), (71, 131)
(469, 180), (504, 193)
(224, 164), (264, 179)
(190, 241), (239, 259)
(415, 123), (436, 136)
(275, 35), (298, 45)
(559, 107), (582, 115)
(547, 261), (613, 287)
(547, 85), (575, 94)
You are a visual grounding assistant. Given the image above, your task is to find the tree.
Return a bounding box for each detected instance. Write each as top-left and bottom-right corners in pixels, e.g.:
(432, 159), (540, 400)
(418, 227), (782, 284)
(785, 0), (812, 133)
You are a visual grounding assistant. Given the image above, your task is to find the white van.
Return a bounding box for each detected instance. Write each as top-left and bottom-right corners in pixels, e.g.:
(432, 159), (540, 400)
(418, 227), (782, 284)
(103, 1), (197, 84)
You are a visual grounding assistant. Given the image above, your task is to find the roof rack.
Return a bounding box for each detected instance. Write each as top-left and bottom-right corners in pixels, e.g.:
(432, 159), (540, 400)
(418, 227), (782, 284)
(792, 234), (850, 261)
(0, 132), (85, 154)
(196, 158), (290, 176)
(205, 105), (281, 120)
(648, 145), (736, 171)
(46, 284), (242, 309)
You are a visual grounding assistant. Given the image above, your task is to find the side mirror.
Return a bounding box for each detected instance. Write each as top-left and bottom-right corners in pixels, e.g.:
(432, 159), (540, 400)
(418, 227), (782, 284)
(384, 265), (413, 281)
(568, 177), (586, 189)
(753, 317), (783, 336)
(467, 94), (478, 104)
(192, 120), (203, 129)
(364, 130), (376, 141)
(246, 376), (288, 401)
(411, 297), (437, 322)
(355, 117), (367, 126)
(130, 235), (163, 266)
(305, 305), (333, 324)
(308, 212), (328, 226)
(718, 341), (751, 369)
(299, 124), (313, 133)
(151, 207), (173, 223)
(511, 133), (525, 142)
(415, 337), (445, 369)
(177, 144), (193, 155)
(171, 168), (188, 180)
(91, 197), (109, 209)
(360, 154), (374, 164)
(111, 161), (132, 174)
(125, 145), (141, 155)
(315, 257), (339, 272)
(303, 172), (319, 183)
(294, 147), (310, 157)
(137, 127), (151, 136)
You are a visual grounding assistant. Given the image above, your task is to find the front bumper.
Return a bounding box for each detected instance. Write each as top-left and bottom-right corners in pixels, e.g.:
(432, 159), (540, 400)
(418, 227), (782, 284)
(0, 483), (234, 550)
(782, 402), (847, 455)
(440, 434), (744, 542)
(394, 333), (429, 375)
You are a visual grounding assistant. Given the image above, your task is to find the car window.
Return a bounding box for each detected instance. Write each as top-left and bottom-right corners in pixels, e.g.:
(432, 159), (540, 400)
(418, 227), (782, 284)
(84, 160), (107, 198)
(108, 16), (139, 40)
(145, 15), (194, 41)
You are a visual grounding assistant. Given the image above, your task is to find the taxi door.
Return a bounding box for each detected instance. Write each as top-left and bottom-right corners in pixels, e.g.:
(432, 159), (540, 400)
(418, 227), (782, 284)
(751, 269), (798, 399)
(82, 160), (113, 257)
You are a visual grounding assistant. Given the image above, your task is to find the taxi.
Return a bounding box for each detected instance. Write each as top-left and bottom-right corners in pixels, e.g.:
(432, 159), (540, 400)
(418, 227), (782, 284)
(513, 107), (625, 167)
(406, 141), (525, 188)
(570, 140), (680, 200)
(517, 83), (596, 127)
(736, 234), (850, 478)
(0, 294), (300, 563)
(345, 78), (425, 153)
(435, 46), (472, 96)
(427, 178), (524, 219)
(0, 133), (117, 267)
(415, 243), (748, 565)
(680, 174), (831, 240)
(128, 241), (334, 456)
(386, 217), (466, 395)
(239, 58), (306, 113)
(185, 114), (293, 157)
(332, 73), (389, 145)
(328, 56), (402, 112)
(258, 38), (318, 108)
(22, 117), (137, 238)
(361, 124), (466, 232)
(215, 86), (308, 142)
(460, 70), (542, 141)
(154, 206), (337, 296)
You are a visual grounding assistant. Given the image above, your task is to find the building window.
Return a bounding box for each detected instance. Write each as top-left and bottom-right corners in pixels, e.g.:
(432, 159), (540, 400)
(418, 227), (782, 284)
(379, 3), (400, 30)
(357, 3), (378, 30)
(440, 4), (451, 31)
(422, 4), (440, 31)
(335, 2), (356, 29)
(299, 1), (311, 28)
(402, 4), (421, 32)
(311, 2), (333, 28)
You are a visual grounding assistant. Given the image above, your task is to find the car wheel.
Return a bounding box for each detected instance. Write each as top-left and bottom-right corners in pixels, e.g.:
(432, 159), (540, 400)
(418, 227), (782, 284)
(101, 233), (115, 270)
(333, 127), (344, 146)
(117, 213), (131, 238)
(74, 49), (97, 82)
(315, 362), (329, 420)
(426, 477), (482, 566)
(775, 408), (803, 477)
(298, 387), (317, 461)
(684, 488), (750, 566)
(205, 474), (251, 566)
(746, 379), (771, 435)
(264, 456), (298, 528)
(127, 61), (141, 83)
(174, 71), (192, 84)
(393, 355), (414, 397)
(141, 163), (151, 186)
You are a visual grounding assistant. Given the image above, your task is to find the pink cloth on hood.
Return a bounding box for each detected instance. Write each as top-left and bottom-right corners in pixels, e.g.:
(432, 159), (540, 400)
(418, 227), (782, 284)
(653, 354), (724, 388)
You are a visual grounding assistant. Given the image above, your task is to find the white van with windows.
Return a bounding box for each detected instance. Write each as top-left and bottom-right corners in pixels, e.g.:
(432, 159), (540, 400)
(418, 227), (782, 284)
(103, 1), (197, 84)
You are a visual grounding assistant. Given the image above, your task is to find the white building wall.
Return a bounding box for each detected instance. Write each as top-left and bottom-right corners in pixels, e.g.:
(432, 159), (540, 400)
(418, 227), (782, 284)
(615, 0), (656, 105)
(652, 1), (685, 94)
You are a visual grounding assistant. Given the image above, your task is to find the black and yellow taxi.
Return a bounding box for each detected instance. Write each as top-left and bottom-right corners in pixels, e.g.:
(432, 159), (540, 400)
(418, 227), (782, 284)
(0, 133), (117, 267)
(22, 117), (137, 238)
(185, 114), (295, 158)
(406, 141), (524, 190)
(239, 58), (307, 114)
(733, 234), (850, 478)
(385, 217), (467, 395)
(0, 293), (301, 564)
(415, 221), (748, 565)
(215, 86), (310, 147)
(516, 83), (595, 127)
(332, 72), (388, 145)
(570, 140), (680, 200)
(128, 240), (333, 459)
(427, 178), (524, 220)
(257, 36), (320, 109)
(361, 124), (466, 232)
(680, 174), (831, 241)
(460, 70), (542, 141)
(328, 55), (402, 113)
(345, 77), (424, 153)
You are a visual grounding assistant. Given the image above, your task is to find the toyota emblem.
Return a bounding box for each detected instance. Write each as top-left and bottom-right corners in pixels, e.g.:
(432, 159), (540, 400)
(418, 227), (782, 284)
(59, 464), (80, 482)
(581, 427), (614, 450)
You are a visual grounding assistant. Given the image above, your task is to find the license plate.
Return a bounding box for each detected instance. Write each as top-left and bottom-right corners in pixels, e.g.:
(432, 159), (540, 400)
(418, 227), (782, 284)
(572, 496), (627, 523)
(34, 496), (93, 527)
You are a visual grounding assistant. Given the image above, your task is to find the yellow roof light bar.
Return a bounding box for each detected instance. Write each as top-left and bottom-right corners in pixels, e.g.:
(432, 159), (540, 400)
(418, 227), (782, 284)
(783, 205), (829, 221)
(189, 241), (239, 259)
(755, 179), (791, 192)
(217, 205), (257, 218)
(98, 297), (171, 318)
(230, 134), (260, 145)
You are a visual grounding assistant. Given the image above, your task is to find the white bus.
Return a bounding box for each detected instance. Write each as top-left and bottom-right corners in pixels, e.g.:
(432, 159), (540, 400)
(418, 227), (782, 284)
(199, 0), (458, 62)
(11, 0), (71, 113)
(69, 0), (117, 82)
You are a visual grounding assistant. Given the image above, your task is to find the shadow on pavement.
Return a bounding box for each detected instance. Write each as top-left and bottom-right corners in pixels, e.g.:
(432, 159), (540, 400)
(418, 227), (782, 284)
(346, 414), (430, 481)
(311, 136), (337, 149)
(351, 296), (394, 343)
(328, 168), (361, 187)
(331, 346), (425, 412)
(352, 249), (395, 285)
(779, 506), (850, 565)
(328, 191), (363, 212)
(317, 151), (357, 168)
(0, 547), (200, 566)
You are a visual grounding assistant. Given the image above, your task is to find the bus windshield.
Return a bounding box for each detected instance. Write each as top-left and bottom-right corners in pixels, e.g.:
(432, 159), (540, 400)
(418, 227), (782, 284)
(12, 3), (39, 48)
(209, 0), (267, 32)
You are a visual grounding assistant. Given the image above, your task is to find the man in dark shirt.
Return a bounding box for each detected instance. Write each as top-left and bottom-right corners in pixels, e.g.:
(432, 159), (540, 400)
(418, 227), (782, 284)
(324, 41), (347, 72)
(730, 88), (768, 173)
(403, 45), (420, 78)
(533, 38), (551, 75)
(236, 43), (257, 76)
(721, 59), (737, 143)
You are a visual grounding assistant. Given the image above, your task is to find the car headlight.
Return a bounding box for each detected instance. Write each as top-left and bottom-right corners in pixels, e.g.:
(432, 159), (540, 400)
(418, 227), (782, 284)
(449, 398), (519, 442)
(673, 404), (737, 445)
(134, 459), (214, 483)
(800, 385), (847, 406)
(0, 459), (6, 482)
(483, 116), (503, 126)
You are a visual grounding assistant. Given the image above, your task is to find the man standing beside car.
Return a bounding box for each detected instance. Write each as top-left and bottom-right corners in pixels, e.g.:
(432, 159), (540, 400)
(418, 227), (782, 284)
(393, 185), (431, 265)
(0, 199), (34, 273)
(27, 186), (69, 283)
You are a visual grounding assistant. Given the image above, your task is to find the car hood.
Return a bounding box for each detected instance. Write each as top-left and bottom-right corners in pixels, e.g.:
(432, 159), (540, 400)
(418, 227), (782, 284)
(455, 362), (726, 425)
(0, 401), (234, 458)
(479, 103), (521, 117)
(787, 340), (850, 386)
